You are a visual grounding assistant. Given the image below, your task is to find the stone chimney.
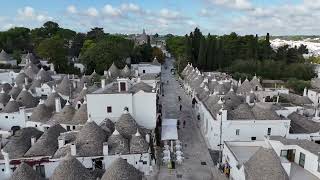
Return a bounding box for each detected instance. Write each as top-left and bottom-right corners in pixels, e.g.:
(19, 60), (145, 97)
(58, 136), (65, 148)
(24, 77), (28, 85)
(303, 87), (307, 96)
(145, 133), (150, 143)
(70, 143), (76, 156)
(2, 150), (11, 176)
(31, 136), (36, 146)
(103, 142), (109, 156)
(101, 79), (105, 89)
(55, 98), (61, 112)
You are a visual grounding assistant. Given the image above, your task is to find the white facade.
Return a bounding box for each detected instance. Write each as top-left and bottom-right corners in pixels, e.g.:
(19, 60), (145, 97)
(0, 108), (28, 131)
(307, 89), (320, 104)
(196, 101), (290, 150)
(131, 64), (161, 76)
(87, 91), (157, 129)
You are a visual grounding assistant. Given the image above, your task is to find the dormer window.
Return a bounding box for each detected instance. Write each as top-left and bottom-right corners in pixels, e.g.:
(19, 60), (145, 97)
(120, 82), (126, 92)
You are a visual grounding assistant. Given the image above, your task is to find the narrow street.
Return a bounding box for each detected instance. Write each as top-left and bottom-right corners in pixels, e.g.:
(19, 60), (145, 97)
(155, 57), (226, 180)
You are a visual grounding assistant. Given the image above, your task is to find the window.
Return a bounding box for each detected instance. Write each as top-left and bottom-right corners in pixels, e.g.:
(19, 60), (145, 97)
(251, 137), (256, 141)
(73, 126), (76, 130)
(35, 124), (37, 127)
(120, 82), (126, 91)
(66, 126), (71, 131)
(280, 150), (288, 157)
(299, 152), (305, 168)
(107, 106), (112, 113)
(236, 129), (240, 135)
(143, 70), (146, 74)
(77, 104), (81, 109)
(36, 165), (45, 177)
(124, 107), (129, 112)
(267, 128), (272, 136)
(5, 116), (8, 119)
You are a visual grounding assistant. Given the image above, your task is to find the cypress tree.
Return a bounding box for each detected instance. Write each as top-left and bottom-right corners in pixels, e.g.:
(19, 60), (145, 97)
(198, 35), (207, 70)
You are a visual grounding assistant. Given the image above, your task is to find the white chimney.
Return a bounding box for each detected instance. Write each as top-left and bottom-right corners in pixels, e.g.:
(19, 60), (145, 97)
(103, 142), (109, 156)
(31, 136), (36, 146)
(303, 87), (307, 96)
(276, 95), (279, 103)
(2, 150), (11, 176)
(24, 77), (28, 85)
(246, 95), (251, 104)
(58, 136), (65, 148)
(145, 134), (150, 143)
(72, 81), (77, 89)
(55, 98), (61, 112)
(101, 79), (106, 89)
(70, 143), (76, 156)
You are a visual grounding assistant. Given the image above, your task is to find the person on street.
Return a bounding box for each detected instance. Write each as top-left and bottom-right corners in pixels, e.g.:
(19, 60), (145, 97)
(183, 120), (186, 128)
(180, 104), (182, 111)
(178, 96), (181, 101)
(177, 120), (180, 129)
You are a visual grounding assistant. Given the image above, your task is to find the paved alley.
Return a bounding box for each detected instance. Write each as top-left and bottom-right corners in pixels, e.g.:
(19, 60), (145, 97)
(156, 57), (226, 180)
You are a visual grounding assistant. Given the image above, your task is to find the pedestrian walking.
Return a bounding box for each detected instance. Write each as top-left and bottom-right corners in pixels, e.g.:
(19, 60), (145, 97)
(183, 120), (186, 128)
(177, 120), (180, 129)
(180, 104), (182, 111)
(178, 96), (181, 101)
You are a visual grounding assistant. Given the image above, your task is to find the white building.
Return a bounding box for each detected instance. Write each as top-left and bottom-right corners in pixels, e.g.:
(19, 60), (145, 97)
(131, 57), (161, 76)
(87, 78), (157, 129)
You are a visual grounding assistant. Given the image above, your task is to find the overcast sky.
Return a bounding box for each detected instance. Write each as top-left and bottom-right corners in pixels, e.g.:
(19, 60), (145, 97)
(0, 0), (319, 36)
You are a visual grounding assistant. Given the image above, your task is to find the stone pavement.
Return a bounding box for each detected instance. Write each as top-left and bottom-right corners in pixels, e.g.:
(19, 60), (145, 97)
(153, 57), (227, 180)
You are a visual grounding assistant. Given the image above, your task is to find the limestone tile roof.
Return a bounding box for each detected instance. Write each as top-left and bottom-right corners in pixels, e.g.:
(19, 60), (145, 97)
(70, 102), (88, 125)
(44, 88), (66, 111)
(24, 66), (37, 79)
(53, 145), (71, 159)
(8, 84), (21, 99)
(208, 79), (218, 92)
(56, 76), (73, 96)
(250, 75), (262, 90)
(288, 112), (320, 133)
(115, 112), (139, 139)
(9, 162), (44, 180)
(100, 118), (115, 132)
(20, 53), (39, 65)
(108, 62), (120, 78)
(196, 87), (210, 101)
(130, 130), (149, 154)
(29, 100), (53, 123)
(36, 68), (53, 82)
(152, 57), (161, 66)
(279, 93), (313, 105)
(4, 97), (21, 113)
(121, 65), (131, 78)
(228, 103), (255, 120)
(270, 136), (320, 155)
(16, 87), (39, 108)
(50, 155), (95, 180)
(244, 148), (289, 180)
(47, 102), (75, 125)
(101, 157), (143, 180)
(224, 89), (243, 105)
(15, 72), (31, 85)
(75, 121), (108, 156)
(0, 89), (10, 105)
(214, 83), (229, 95)
(0, 83), (12, 93)
(251, 104), (282, 120)
(29, 78), (42, 93)
(23, 62), (39, 74)
(3, 127), (43, 159)
(107, 129), (129, 155)
(237, 78), (253, 95)
(24, 124), (66, 157)
(129, 81), (153, 93)
(0, 49), (12, 61)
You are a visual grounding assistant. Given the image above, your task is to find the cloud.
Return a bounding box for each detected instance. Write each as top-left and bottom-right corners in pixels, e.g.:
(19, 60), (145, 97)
(102, 4), (122, 17)
(17, 6), (52, 22)
(121, 3), (141, 13)
(86, 7), (99, 17)
(159, 8), (182, 20)
(199, 9), (212, 17)
(208, 0), (252, 10)
(67, 5), (77, 14)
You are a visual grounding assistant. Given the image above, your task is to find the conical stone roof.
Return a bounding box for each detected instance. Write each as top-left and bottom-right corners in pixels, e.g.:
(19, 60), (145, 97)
(108, 62), (120, 78)
(101, 158), (142, 180)
(24, 66), (37, 79)
(100, 118), (115, 133)
(130, 130), (149, 154)
(121, 65), (131, 78)
(15, 72), (31, 85)
(9, 84), (21, 99)
(50, 155), (95, 180)
(115, 111), (139, 138)
(37, 68), (53, 82)
(0, 49), (12, 61)
(45, 87), (65, 111)
(0, 83), (12, 93)
(75, 121), (108, 156)
(30, 100), (53, 123)
(16, 87), (38, 108)
(70, 102), (88, 125)
(4, 97), (21, 113)
(0, 89), (10, 105)
(107, 129), (129, 155)
(9, 162), (44, 180)
(56, 76), (73, 96)
(48, 102), (75, 125)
